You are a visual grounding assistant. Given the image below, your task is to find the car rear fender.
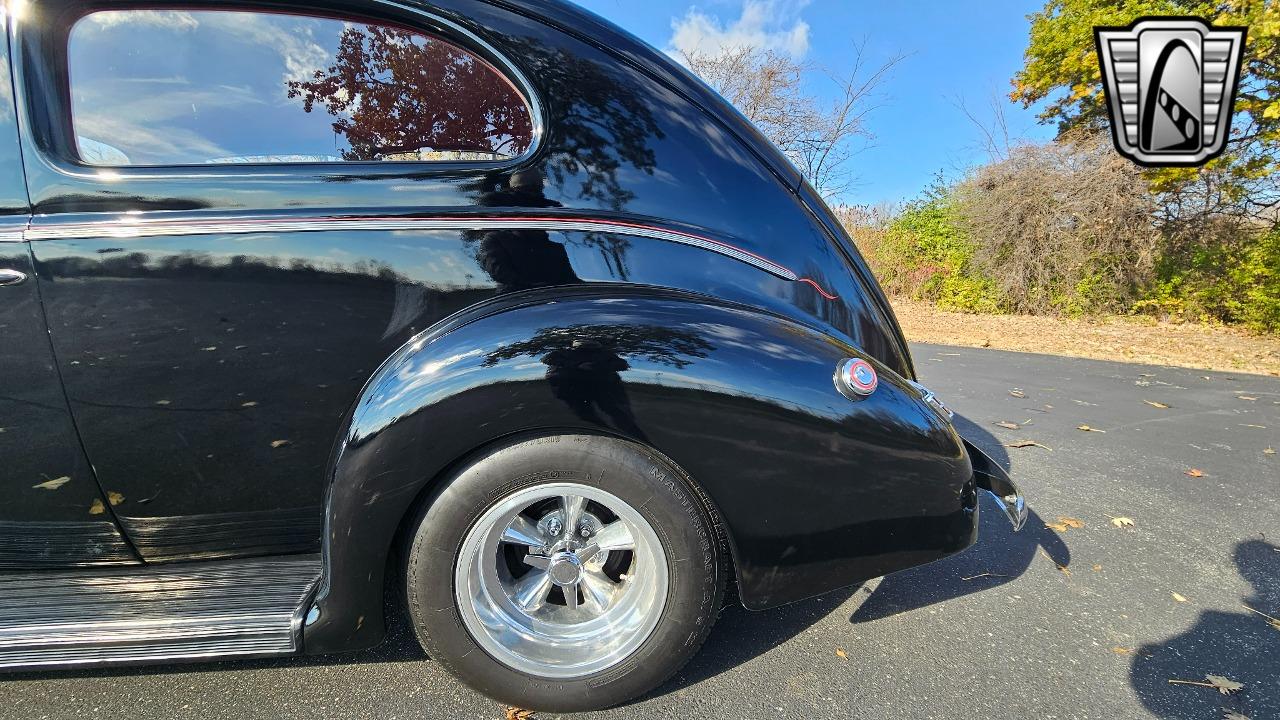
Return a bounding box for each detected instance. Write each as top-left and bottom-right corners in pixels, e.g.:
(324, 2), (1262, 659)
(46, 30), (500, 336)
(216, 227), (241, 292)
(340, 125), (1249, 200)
(303, 286), (975, 653)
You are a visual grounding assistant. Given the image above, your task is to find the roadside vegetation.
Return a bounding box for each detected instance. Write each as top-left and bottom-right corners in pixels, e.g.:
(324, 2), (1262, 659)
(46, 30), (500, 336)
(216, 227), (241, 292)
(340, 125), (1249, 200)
(685, 0), (1280, 340)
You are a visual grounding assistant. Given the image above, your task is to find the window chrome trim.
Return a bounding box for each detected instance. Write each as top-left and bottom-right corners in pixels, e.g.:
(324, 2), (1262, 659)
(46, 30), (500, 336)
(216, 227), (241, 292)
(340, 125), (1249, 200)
(24, 215), (800, 281)
(25, 0), (544, 179)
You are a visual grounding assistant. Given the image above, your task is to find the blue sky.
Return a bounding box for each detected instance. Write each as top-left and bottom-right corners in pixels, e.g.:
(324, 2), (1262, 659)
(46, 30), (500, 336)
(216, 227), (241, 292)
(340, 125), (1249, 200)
(573, 0), (1057, 207)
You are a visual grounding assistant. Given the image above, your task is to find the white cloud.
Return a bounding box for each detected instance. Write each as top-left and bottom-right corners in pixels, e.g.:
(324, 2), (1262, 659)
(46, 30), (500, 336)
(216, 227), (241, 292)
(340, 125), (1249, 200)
(669, 0), (811, 59)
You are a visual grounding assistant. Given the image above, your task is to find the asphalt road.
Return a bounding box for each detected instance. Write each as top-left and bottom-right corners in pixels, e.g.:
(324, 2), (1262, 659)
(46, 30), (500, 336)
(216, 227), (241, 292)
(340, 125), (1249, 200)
(3, 343), (1278, 720)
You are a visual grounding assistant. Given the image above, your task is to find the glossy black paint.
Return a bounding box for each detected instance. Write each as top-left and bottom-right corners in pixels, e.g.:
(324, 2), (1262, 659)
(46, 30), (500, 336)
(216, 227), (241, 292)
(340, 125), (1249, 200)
(1, 0), (988, 657)
(0, 16), (136, 568)
(306, 287), (975, 652)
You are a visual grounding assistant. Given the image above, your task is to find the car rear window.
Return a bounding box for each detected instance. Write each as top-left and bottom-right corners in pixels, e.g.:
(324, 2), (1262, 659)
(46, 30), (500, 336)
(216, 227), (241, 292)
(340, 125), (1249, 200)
(66, 9), (535, 166)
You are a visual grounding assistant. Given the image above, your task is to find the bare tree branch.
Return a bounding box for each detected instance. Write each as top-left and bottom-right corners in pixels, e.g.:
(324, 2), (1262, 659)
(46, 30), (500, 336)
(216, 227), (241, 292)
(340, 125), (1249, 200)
(680, 41), (903, 198)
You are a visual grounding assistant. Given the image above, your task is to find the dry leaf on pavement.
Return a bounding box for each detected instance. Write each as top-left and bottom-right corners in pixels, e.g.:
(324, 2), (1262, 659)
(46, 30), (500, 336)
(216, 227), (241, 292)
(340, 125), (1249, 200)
(1242, 604), (1280, 631)
(1186, 468), (1205, 478)
(1237, 396), (1257, 401)
(32, 476), (71, 491)
(994, 421), (1020, 430)
(1223, 711), (1250, 720)
(1009, 389), (1026, 398)
(1077, 424), (1106, 433)
(835, 647), (848, 660)
(1110, 516), (1135, 528)
(88, 499), (105, 515)
(1168, 675), (1244, 694)
(1264, 447), (1275, 455)
(1005, 440), (1053, 451)
(1206, 675), (1245, 694)
(505, 707), (536, 720)
(271, 440), (292, 449)
(1045, 517), (1084, 530)
(1171, 592), (1188, 602)
(1143, 400), (1171, 409)
(1039, 547), (1070, 575)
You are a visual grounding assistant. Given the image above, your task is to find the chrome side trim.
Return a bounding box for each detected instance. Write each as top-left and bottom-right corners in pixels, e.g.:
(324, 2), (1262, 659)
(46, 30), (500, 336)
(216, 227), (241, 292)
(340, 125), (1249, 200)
(0, 217), (27, 243)
(26, 215), (801, 281)
(0, 554), (321, 670)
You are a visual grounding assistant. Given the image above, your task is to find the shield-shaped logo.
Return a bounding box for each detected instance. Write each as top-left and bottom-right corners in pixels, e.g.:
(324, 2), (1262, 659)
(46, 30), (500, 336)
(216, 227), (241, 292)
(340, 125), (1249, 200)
(1095, 17), (1246, 167)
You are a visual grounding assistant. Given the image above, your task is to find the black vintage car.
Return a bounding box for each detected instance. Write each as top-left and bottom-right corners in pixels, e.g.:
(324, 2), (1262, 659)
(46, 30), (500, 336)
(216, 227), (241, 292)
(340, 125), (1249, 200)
(0, 0), (1026, 711)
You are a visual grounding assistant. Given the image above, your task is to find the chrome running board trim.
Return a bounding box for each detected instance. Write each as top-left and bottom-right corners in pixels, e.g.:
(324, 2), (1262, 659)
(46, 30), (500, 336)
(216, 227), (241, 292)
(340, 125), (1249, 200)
(0, 554), (321, 670)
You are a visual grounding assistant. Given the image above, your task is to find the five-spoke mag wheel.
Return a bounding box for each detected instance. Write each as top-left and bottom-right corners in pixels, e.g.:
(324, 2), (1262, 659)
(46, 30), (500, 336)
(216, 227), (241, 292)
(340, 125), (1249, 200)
(454, 483), (669, 678)
(405, 435), (724, 712)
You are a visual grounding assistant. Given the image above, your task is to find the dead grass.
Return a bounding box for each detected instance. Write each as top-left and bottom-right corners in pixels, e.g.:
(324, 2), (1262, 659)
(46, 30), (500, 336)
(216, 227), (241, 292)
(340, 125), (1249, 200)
(891, 298), (1280, 377)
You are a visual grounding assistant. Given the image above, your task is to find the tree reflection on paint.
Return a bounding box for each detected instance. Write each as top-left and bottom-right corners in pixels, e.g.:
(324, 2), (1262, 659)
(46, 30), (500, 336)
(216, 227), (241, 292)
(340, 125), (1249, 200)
(287, 25), (533, 161)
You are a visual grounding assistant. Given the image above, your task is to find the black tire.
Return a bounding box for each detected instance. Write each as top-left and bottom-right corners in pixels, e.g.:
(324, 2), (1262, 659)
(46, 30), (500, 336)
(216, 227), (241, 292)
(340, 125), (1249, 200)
(405, 434), (726, 712)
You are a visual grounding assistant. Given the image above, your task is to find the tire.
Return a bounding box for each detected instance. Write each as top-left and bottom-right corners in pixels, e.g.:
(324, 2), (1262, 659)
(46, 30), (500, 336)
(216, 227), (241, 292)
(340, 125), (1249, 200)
(405, 434), (726, 712)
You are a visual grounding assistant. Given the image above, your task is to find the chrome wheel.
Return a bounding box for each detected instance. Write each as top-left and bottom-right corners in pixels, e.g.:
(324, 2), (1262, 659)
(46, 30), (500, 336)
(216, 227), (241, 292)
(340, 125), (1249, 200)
(454, 482), (669, 678)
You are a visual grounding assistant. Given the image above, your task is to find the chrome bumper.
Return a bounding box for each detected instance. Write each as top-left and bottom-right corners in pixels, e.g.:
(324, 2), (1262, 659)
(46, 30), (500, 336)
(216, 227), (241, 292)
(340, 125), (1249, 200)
(963, 440), (1028, 531)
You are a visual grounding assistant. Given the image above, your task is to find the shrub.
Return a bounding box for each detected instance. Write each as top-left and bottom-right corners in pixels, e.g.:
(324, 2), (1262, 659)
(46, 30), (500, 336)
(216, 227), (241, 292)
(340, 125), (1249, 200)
(1139, 224), (1280, 333)
(954, 133), (1160, 315)
(872, 191), (1005, 313)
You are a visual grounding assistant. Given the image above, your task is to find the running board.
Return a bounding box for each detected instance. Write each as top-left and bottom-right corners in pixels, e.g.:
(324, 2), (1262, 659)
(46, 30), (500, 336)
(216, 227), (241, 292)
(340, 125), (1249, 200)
(0, 554), (321, 670)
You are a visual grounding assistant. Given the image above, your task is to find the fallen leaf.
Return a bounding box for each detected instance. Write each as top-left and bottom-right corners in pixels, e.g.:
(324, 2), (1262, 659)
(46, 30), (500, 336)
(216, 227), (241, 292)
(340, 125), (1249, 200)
(961, 572), (1012, 581)
(107, 491), (124, 506)
(241, 401), (259, 408)
(1077, 424), (1106, 433)
(1171, 592), (1188, 602)
(1058, 517), (1084, 528)
(835, 647), (848, 659)
(155, 400), (171, 406)
(1242, 604), (1280, 631)
(994, 421), (1020, 430)
(1039, 547), (1070, 575)
(1111, 646), (1134, 655)
(1265, 447), (1275, 455)
(1004, 440), (1053, 451)
(1009, 389), (1026, 398)
(1223, 711), (1250, 720)
(1206, 675), (1244, 695)
(32, 476), (71, 491)
(1143, 400), (1171, 409)
(271, 440), (292, 449)
(1111, 516), (1135, 528)
(504, 708), (536, 720)
(88, 499), (105, 515)
(1186, 468), (1205, 478)
(1237, 396), (1257, 401)
(201, 346), (218, 351)
(1092, 564), (1102, 572)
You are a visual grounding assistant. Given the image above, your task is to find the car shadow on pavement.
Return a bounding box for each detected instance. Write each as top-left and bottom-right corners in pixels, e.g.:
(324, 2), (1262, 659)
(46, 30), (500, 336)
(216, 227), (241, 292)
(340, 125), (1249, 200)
(1129, 538), (1279, 720)
(850, 413), (1069, 623)
(647, 414), (1066, 701)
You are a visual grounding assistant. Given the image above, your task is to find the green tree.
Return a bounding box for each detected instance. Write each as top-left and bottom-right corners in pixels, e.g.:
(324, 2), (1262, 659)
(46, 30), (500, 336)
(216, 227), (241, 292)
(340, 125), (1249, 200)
(1011, 0), (1280, 217)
